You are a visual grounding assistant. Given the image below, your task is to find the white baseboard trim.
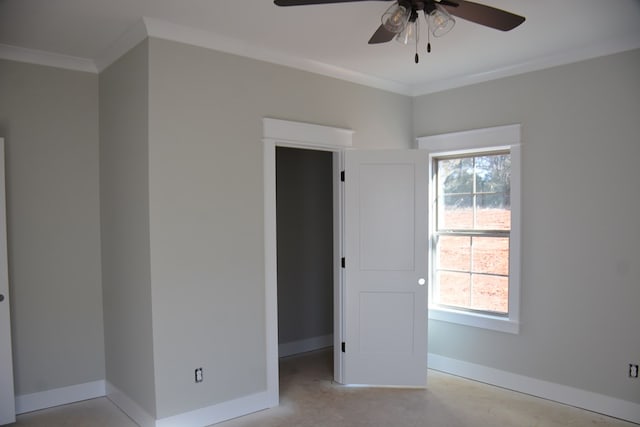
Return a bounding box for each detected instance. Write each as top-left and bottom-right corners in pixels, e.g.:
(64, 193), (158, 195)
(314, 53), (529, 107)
(15, 380), (106, 415)
(155, 391), (270, 427)
(105, 381), (156, 427)
(107, 382), (273, 427)
(279, 334), (333, 358)
(428, 353), (640, 425)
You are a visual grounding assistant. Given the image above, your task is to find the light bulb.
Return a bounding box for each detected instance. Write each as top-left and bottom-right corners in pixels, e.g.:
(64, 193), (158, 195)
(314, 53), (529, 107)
(432, 14), (446, 28)
(382, 3), (410, 33)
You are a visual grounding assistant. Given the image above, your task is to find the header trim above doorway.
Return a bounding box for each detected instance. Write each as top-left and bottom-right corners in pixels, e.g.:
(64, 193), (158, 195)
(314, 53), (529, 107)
(263, 118), (354, 150)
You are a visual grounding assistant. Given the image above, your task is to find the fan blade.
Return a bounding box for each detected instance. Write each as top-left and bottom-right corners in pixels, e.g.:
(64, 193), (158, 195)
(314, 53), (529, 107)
(275, 0), (390, 5)
(368, 24), (396, 44)
(442, 0), (525, 31)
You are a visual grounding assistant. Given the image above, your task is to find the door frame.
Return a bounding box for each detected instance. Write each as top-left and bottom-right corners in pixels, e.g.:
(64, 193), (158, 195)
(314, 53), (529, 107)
(0, 137), (15, 425)
(263, 118), (353, 406)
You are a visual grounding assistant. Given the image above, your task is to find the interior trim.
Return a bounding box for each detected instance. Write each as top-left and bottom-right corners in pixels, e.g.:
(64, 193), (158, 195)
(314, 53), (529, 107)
(155, 391), (270, 427)
(15, 380), (106, 415)
(279, 334), (334, 358)
(428, 353), (640, 425)
(94, 19), (148, 72)
(143, 17), (411, 95)
(105, 382), (155, 427)
(411, 34), (640, 95)
(1, 18), (638, 96)
(0, 43), (97, 73)
(263, 117), (353, 408)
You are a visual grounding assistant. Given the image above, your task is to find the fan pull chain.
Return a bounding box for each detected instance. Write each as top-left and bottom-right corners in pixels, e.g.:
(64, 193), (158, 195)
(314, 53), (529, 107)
(415, 33), (419, 63)
(427, 17), (432, 53)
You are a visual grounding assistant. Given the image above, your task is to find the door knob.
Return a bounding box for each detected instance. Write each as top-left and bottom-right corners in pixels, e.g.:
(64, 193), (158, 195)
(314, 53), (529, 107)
(418, 278), (426, 286)
(0, 294), (4, 302)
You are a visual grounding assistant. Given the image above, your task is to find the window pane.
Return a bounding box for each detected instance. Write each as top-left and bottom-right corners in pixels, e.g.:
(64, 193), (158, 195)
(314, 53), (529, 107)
(432, 147), (516, 319)
(477, 192), (509, 209)
(440, 195), (473, 229)
(475, 154), (510, 193)
(472, 237), (509, 275)
(470, 274), (508, 314)
(439, 157), (473, 194)
(436, 271), (470, 308)
(438, 236), (470, 271)
(476, 196), (510, 230)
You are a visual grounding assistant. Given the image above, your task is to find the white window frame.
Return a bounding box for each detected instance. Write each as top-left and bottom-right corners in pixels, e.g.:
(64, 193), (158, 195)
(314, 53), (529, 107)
(417, 124), (521, 334)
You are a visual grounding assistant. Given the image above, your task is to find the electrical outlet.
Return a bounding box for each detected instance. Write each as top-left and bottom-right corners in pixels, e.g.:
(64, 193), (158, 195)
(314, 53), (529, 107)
(629, 364), (639, 379)
(195, 368), (203, 383)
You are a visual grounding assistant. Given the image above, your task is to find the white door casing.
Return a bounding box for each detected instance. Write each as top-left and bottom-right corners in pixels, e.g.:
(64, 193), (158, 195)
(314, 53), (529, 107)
(263, 118), (352, 404)
(343, 149), (428, 387)
(0, 138), (15, 425)
(264, 119), (428, 403)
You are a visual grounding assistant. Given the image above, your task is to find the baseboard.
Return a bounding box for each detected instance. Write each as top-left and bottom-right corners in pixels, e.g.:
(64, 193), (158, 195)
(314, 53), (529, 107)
(428, 353), (640, 425)
(279, 334), (333, 358)
(107, 382), (272, 427)
(105, 381), (156, 427)
(155, 391), (270, 427)
(15, 380), (106, 415)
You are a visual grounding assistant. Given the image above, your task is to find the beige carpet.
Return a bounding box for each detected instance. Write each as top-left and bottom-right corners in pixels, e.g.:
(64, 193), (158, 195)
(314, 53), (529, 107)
(13, 349), (637, 426)
(219, 349), (635, 427)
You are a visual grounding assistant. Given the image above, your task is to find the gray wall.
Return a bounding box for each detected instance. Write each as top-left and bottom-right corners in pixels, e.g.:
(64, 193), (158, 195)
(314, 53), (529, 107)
(99, 41), (157, 416)
(0, 60), (104, 395)
(414, 48), (640, 404)
(146, 37), (412, 418)
(276, 147), (333, 346)
(6, 32), (635, 420)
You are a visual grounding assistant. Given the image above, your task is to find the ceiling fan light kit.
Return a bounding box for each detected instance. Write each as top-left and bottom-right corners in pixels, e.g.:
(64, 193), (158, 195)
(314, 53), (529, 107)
(395, 17), (418, 45)
(428, 4), (455, 37)
(274, 0), (525, 63)
(381, 1), (411, 33)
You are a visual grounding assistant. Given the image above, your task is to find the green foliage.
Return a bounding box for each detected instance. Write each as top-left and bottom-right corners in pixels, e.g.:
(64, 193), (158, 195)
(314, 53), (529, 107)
(437, 153), (511, 208)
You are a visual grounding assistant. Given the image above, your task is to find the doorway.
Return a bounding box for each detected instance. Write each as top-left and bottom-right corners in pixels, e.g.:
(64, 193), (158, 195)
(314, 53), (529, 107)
(263, 118), (352, 406)
(276, 147), (334, 362)
(263, 119), (428, 401)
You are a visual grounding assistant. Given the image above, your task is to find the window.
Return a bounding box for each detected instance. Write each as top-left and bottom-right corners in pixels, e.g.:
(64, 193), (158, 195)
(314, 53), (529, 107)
(418, 125), (521, 334)
(434, 151), (510, 314)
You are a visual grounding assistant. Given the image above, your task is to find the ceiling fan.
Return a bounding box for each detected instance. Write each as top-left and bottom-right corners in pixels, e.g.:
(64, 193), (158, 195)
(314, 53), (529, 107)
(274, 0), (525, 63)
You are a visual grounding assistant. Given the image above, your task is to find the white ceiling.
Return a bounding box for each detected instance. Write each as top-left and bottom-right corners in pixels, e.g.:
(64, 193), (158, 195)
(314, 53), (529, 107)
(1, 0), (640, 95)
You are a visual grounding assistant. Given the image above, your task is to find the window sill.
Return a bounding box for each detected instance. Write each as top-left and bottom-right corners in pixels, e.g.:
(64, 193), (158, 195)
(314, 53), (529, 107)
(428, 306), (520, 334)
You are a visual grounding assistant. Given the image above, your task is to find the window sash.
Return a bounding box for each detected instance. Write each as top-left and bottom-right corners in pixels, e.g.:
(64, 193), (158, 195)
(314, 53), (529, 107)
(432, 151), (511, 317)
(433, 231), (510, 316)
(435, 151), (511, 232)
(418, 124), (521, 334)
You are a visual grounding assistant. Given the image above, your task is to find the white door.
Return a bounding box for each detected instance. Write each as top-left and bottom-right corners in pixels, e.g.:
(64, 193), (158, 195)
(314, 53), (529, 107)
(0, 138), (15, 425)
(342, 149), (428, 387)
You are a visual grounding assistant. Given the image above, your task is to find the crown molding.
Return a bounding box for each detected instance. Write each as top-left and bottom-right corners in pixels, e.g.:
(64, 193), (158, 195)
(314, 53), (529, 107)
(94, 18), (148, 72)
(0, 43), (97, 73)
(410, 33), (640, 96)
(142, 17), (412, 96)
(1, 17), (637, 96)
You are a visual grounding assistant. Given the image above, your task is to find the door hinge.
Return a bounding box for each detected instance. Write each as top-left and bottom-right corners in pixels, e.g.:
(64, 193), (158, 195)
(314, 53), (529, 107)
(341, 342), (346, 353)
(341, 257), (345, 268)
(340, 171), (345, 182)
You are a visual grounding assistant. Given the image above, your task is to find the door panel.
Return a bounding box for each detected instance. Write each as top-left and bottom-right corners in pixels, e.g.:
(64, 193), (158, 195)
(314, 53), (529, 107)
(359, 292), (414, 354)
(0, 138), (15, 425)
(343, 149), (428, 387)
(359, 163), (415, 271)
